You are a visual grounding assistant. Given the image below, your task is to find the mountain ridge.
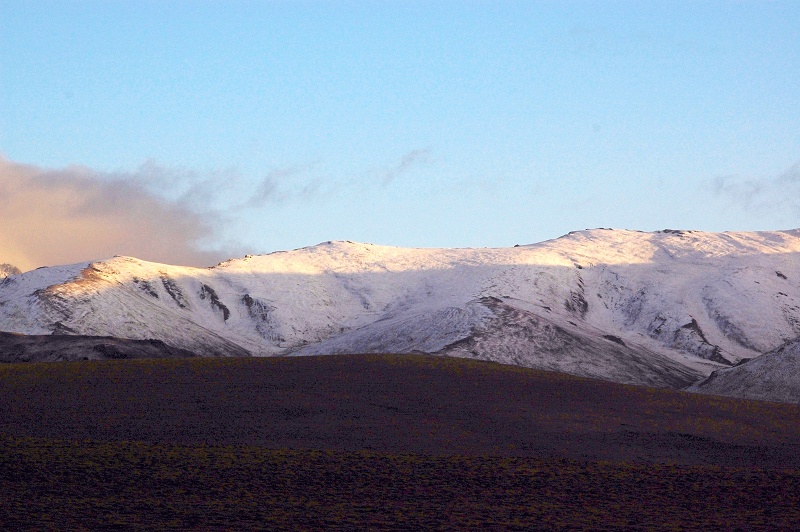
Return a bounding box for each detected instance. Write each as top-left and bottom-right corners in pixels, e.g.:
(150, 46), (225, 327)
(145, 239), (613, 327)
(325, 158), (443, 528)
(2, 228), (799, 401)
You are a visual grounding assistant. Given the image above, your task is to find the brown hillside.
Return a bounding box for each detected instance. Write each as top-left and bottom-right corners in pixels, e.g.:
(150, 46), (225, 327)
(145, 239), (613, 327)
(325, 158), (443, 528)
(2, 354), (798, 467)
(2, 354), (800, 528)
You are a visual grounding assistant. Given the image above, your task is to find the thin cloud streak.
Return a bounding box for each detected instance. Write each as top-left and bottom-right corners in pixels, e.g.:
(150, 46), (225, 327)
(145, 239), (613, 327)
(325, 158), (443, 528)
(380, 148), (432, 186)
(712, 162), (800, 216)
(242, 148), (433, 209)
(0, 157), (237, 271)
(241, 161), (330, 209)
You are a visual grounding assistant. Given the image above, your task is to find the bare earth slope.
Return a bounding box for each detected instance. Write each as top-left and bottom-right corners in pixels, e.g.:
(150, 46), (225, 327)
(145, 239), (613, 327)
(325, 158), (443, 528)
(2, 228), (800, 397)
(3, 355), (800, 528)
(2, 355), (799, 467)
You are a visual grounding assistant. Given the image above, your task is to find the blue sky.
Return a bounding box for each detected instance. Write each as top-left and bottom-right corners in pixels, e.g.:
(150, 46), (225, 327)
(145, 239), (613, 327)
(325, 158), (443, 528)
(2, 1), (799, 268)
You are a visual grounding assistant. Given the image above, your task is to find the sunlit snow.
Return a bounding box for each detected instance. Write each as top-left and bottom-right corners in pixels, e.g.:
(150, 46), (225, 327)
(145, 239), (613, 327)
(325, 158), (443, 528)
(2, 228), (799, 394)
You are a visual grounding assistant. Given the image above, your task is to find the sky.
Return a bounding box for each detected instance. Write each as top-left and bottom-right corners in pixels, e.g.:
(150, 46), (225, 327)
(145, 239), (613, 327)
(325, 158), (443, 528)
(2, 1), (799, 270)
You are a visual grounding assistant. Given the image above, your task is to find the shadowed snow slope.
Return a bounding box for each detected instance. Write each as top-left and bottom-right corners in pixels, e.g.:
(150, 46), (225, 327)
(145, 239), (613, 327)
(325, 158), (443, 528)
(1, 228), (800, 394)
(0, 331), (200, 362)
(688, 338), (800, 403)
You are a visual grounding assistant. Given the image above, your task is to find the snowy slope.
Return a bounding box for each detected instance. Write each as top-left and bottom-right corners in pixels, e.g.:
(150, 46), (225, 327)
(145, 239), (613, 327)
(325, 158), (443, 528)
(1, 228), (799, 391)
(687, 338), (800, 403)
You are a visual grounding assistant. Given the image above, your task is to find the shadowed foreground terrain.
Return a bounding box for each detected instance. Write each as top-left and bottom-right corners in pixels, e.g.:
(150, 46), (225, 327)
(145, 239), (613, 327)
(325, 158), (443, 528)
(0, 331), (204, 363)
(2, 354), (800, 528)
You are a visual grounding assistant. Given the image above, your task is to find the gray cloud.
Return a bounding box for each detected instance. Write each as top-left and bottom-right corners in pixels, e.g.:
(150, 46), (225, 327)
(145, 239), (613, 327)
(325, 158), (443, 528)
(711, 162), (800, 216)
(241, 148), (434, 210)
(380, 148), (432, 186)
(242, 164), (327, 209)
(779, 163), (800, 185)
(246, 167), (299, 207)
(0, 156), (239, 271)
(132, 159), (243, 210)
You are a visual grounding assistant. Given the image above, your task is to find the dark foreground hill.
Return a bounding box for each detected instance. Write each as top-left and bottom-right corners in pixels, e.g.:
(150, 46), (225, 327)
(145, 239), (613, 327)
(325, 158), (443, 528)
(0, 330), (204, 362)
(2, 354), (800, 528)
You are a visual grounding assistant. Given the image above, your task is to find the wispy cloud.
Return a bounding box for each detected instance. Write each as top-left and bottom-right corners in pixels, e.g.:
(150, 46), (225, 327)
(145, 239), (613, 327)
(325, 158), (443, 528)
(0, 157), (240, 271)
(131, 159), (243, 210)
(379, 148), (432, 186)
(711, 162), (800, 216)
(242, 166), (324, 208)
(243, 147), (434, 207)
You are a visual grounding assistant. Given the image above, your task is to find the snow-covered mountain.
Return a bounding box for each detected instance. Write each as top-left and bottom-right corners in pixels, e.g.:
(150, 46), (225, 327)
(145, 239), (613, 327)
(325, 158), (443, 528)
(1, 228), (799, 394)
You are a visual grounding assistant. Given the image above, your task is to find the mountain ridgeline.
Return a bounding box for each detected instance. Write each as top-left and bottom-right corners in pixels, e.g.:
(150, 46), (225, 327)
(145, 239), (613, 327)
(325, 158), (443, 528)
(1, 228), (799, 402)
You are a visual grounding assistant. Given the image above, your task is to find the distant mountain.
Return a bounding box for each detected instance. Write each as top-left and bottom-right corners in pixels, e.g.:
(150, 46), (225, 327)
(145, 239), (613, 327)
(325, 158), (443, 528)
(688, 338), (800, 403)
(1, 228), (799, 398)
